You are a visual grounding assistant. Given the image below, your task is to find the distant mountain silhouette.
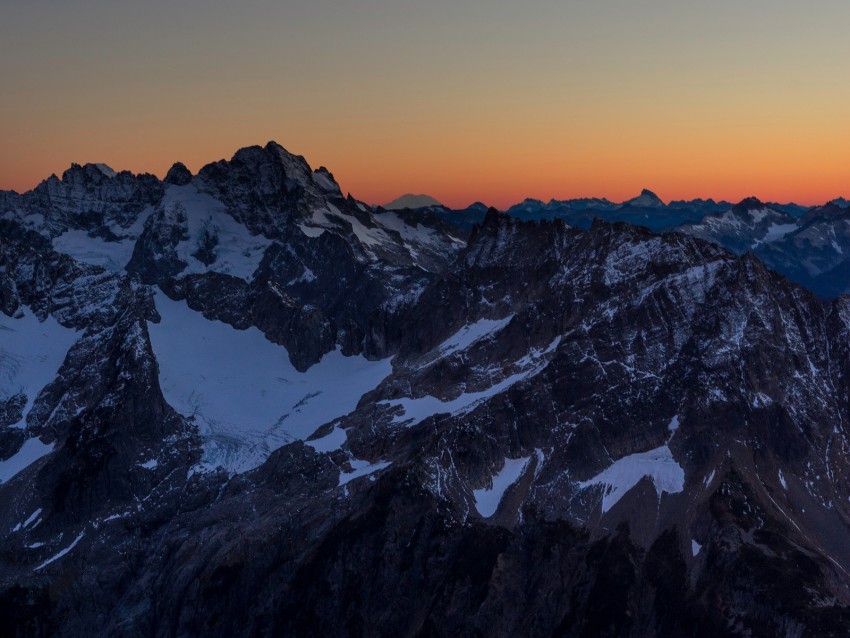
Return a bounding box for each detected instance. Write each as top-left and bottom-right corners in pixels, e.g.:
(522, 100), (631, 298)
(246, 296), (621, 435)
(383, 193), (442, 210)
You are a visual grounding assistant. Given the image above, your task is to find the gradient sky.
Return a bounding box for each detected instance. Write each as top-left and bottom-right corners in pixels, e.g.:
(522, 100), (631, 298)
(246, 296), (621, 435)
(2, 0), (849, 208)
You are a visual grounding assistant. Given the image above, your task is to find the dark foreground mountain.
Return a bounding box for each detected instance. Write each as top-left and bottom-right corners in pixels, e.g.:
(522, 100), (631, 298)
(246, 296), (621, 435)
(2, 144), (850, 636)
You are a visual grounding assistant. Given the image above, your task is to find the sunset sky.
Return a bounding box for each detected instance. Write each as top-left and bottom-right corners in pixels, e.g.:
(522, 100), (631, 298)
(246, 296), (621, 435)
(2, 0), (849, 209)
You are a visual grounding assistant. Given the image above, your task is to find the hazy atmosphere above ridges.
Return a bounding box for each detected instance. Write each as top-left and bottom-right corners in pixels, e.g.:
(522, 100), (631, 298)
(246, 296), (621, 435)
(2, 0), (849, 207)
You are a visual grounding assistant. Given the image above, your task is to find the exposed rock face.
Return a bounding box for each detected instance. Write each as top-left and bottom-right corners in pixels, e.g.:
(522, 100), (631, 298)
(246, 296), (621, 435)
(2, 148), (850, 636)
(755, 203), (850, 298)
(678, 197), (799, 255)
(164, 162), (193, 186)
(19, 163), (165, 236)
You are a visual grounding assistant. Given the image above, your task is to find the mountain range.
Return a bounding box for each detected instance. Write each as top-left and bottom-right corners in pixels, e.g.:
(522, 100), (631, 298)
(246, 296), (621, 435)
(2, 142), (850, 636)
(394, 190), (850, 298)
(386, 188), (819, 231)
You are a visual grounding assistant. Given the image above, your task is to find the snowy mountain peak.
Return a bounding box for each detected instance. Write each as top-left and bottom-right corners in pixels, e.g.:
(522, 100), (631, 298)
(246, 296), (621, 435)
(312, 166), (342, 196)
(731, 196), (766, 213)
(60, 162), (120, 184)
(91, 163), (117, 178)
(383, 193), (443, 210)
(624, 188), (665, 208)
(205, 141), (318, 198)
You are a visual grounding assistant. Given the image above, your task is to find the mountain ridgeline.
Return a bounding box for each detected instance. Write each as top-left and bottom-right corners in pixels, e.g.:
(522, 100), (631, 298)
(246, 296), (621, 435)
(2, 142), (850, 636)
(419, 189), (850, 299)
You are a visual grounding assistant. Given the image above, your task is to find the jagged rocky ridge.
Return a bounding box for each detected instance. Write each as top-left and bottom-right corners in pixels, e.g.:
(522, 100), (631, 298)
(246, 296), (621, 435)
(676, 197), (850, 298)
(2, 146), (850, 636)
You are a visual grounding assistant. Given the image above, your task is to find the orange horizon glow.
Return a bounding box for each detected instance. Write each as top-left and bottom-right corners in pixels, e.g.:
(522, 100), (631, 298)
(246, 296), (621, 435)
(3, 138), (847, 211)
(2, 1), (849, 211)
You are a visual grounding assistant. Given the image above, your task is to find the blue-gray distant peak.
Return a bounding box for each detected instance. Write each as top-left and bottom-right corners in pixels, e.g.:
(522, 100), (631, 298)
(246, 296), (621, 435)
(623, 188), (665, 208)
(383, 194), (443, 210)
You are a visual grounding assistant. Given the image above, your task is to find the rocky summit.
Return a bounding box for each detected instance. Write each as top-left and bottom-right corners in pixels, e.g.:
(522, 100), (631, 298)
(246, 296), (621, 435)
(2, 143), (850, 637)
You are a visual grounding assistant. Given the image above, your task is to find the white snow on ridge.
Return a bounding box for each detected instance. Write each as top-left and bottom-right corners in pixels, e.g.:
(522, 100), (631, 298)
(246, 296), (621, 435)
(338, 459), (392, 486)
(580, 444), (685, 514)
(691, 540), (702, 556)
(385, 336), (561, 428)
(749, 208), (769, 224)
(474, 456), (531, 517)
(299, 204), (462, 265)
(0, 438), (55, 484)
(306, 204), (393, 250)
(34, 531), (85, 571)
(92, 163), (117, 178)
(0, 308), (78, 429)
(373, 211), (449, 251)
(438, 315), (514, 358)
(148, 292), (393, 474)
(312, 171), (341, 194)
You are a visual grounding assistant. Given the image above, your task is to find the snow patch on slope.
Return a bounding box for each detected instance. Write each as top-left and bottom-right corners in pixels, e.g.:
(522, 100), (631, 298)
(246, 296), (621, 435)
(385, 336), (560, 427)
(312, 171), (340, 194)
(0, 307), (78, 429)
(338, 459), (392, 486)
(580, 444), (685, 514)
(474, 456), (531, 517)
(760, 222), (797, 244)
(92, 163), (117, 178)
(373, 211), (461, 254)
(306, 425), (348, 453)
(34, 531), (85, 571)
(53, 229), (139, 271)
(438, 315), (514, 357)
(52, 203), (154, 271)
(12, 508), (43, 533)
(0, 438), (55, 484)
(668, 415), (680, 432)
(162, 184), (273, 280)
(148, 292), (392, 473)
(307, 204), (392, 250)
(298, 223), (326, 238)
